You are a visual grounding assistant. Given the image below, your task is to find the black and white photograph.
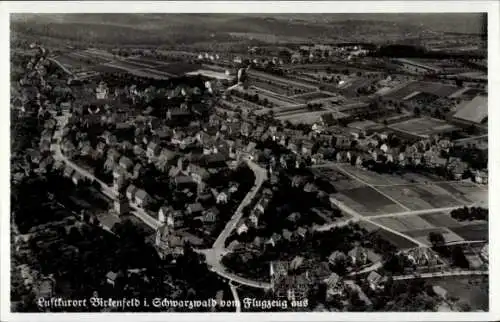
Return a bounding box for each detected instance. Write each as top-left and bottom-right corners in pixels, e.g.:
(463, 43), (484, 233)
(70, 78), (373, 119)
(2, 1), (498, 320)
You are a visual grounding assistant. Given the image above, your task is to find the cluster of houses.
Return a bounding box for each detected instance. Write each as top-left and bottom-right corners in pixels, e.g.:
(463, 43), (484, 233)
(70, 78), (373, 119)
(399, 248), (445, 270)
(269, 254), (383, 306)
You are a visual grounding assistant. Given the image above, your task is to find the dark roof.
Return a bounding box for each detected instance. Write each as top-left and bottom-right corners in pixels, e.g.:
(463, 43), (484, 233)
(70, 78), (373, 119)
(119, 156), (134, 168)
(135, 189), (150, 201)
(175, 175), (195, 185)
(187, 203), (203, 213)
(126, 184), (137, 194)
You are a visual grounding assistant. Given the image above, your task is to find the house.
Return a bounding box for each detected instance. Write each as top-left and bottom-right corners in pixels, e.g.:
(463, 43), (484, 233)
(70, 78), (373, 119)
(289, 256), (305, 271)
(133, 163), (144, 179)
(186, 203), (203, 216)
(203, 207), (219, 223)
(270, 261), (290, 287)
(256, 197), (270, 214)
(126, 184), (137, 201)
(147, 142), (161, 159)
(106, 271), (118, 287)
(174, 175), (196, 189)
(310, 262), (331, 282)
(202, 153), (227, 168)
(266, 232), (282, 247)
(188, 164), (210, 184)
(237, 222), (248, 235)
(158, 206), (170, 223)
(249, 210), (260, 227)
(36, 276), (55, 299)
(155, 225), (186, 259)
(227, 240), (241, 252)
(114, 197), (129, 215)
(481, 244), (489, 262)
(367, 271), (383, 290)
(348, 246), (368, 266)
(323, 272), (344, 299)
(72, 172), (84, 185)
(216, 191), (228, 204)
(282, 229), (293, 241)
(134, 189), (151, 208)
(328, 251), (346, 265)
(295, 226), (308, 239)
(119, 156), (134, 172)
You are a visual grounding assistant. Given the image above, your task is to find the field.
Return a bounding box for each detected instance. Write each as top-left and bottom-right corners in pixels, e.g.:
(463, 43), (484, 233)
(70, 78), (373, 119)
(384, 81), (460, 100)
(275, 111), (329, 124)
(374, 229), (419, 249)
(449, 224), (489, 241)
(376, 184), (466, 211)
(249, 78), (295, 96)
(404, 227), (464, 245)
(436, 182), (488, 206)
(317, 164), (488, 247)
(249, 87), (299, 107)
(388, 117), (457, 138)
(341, 78), (375, 97)
(418, 212), (463, 227)
(335, 186), (407, 216)
(373, 216), (435, 232)
(156, 62), (203, 75)
(293, 91), (334, 102)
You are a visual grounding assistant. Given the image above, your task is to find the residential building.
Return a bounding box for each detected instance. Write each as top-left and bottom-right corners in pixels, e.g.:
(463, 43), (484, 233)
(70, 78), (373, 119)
(106, 271), (118, 287)
(155, 225), (186, 259)
(126, 184), (137, 201)
(367, 271), (383, 290)
(324, 272), (344, 300)
(114, 197), (129, 215)
(119, 156), (134, 172)
(186, 203), (203, 216)
(348, 246), (368, 266)
(158, 206), (170, 224)
(134, 189), (151, 208)
(328, 251), (346, 265)
(481, 244), (489, 262)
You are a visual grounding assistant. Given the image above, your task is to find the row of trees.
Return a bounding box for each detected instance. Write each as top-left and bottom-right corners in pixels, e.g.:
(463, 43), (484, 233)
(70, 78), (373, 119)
(450, 206), (488, 222)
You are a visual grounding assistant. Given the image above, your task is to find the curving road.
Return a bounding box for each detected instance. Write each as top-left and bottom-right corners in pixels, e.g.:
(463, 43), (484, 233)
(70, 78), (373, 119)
(229, 282), (242, 313)
(213, 157), (267, 250)
(197, 155), (271, 290)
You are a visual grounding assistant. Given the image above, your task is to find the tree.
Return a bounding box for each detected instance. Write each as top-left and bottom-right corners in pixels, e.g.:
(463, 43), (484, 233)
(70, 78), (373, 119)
(451, 246), (469, 269)
(428, 231), (445, 247)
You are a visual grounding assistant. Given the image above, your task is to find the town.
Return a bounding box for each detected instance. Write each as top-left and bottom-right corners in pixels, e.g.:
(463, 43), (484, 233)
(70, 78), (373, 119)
(10, 13), (488, 313)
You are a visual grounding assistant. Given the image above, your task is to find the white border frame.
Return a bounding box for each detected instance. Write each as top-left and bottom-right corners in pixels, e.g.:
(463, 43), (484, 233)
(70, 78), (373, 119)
(1, 1), (499, 321)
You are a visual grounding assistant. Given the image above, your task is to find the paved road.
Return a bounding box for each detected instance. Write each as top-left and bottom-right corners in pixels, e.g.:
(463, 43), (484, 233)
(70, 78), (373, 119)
(390, 269), (488, 281)
(229, 282), (242, 313)
(49, 57), (76, 78)
(453, 134), (488, 144)
(368, 205), (477, 219)
(212, 157), (267, 250)
(197, 157), (271, 289)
